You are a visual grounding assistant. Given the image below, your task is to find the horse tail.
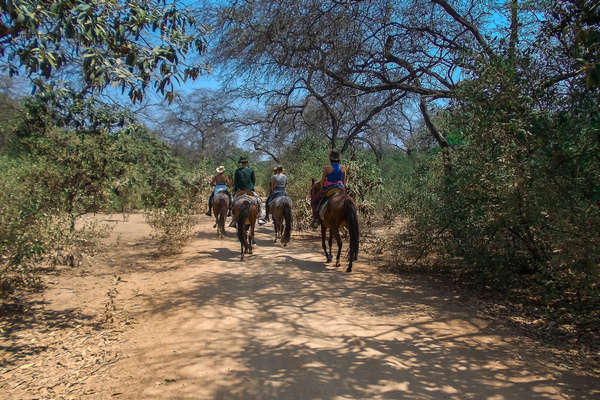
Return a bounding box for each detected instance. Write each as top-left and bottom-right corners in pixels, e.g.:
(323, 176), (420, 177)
(283, 200), (292, 243)
(217, 196), (227, 230)
(237, 201), (249, 243)
(344, 198), (359, 261)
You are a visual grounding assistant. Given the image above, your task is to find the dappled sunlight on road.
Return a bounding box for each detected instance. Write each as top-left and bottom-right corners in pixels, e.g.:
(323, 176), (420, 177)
(103, 216), (597, 400)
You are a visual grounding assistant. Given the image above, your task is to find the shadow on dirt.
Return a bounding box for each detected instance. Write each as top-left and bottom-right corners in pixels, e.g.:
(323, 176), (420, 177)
(0, 299), (97, 371)
(131, 261), (598, 399)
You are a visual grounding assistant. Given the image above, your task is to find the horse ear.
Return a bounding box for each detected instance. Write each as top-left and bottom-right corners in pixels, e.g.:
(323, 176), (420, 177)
(311, 178), (315, 185)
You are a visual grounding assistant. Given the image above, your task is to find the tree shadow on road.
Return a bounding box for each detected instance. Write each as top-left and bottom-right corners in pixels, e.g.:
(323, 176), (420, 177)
(131, 256), (599, 400)
(0, 299), (97, 371)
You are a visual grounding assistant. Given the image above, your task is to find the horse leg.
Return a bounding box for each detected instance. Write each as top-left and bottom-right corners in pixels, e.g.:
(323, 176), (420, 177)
(333, 228), (343, 268)
(220, 210), (226, 237)
(321, 224), (331, 263)
(249, 224), (255, 254)
(273, 218), (278, 243)
(240, 232), (245, 261)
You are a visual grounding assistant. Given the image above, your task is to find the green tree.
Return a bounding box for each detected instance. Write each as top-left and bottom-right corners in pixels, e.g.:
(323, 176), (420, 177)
(1, 0), (207, 101)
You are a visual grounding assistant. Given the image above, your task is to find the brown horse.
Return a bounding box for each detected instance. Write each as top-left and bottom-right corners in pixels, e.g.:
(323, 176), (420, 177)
(212, 191), (230, 238)
(310, 180), (359, 272)
(270, 195), (292, 246)
(232, 194), (258, 260)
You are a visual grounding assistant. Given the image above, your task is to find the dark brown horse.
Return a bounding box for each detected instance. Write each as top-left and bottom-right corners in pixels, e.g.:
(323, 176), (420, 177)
(212, 191), (230, 238)
(270, 195), (292, 246)
(232, 194), (258, 260)
(310, 180), (359, 272)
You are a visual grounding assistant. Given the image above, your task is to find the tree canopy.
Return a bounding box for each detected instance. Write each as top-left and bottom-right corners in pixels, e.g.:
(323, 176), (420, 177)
(1, 0), (207, 102)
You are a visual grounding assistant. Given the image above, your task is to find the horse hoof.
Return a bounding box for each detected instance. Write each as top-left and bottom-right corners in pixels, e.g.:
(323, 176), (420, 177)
(345, 266), (352, 272)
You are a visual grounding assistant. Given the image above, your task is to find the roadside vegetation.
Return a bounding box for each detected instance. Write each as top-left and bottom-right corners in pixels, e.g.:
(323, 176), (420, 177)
(1, 0), (598, 355)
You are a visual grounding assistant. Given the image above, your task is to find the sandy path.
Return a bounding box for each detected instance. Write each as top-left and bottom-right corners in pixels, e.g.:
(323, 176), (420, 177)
(2, 214), (598, 399)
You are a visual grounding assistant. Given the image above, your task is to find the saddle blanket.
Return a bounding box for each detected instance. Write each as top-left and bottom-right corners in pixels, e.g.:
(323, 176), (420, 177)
(319, 188), (344, 219)
(234, 194), (258, 206)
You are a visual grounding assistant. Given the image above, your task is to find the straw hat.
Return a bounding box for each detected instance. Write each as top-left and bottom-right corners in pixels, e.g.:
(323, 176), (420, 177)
(216, 165), (225, 173)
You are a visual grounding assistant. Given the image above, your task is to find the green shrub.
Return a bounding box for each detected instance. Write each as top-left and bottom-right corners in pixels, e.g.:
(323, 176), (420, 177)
(400, 60), (600, 323)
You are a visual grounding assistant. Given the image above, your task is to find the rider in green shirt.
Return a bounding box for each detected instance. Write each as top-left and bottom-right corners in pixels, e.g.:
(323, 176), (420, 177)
(230, 156), (265, 226)
(233, 157), (256, 193)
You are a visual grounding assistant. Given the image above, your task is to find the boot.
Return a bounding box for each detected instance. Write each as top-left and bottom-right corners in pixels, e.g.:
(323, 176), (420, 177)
(309, 217), (320, 229)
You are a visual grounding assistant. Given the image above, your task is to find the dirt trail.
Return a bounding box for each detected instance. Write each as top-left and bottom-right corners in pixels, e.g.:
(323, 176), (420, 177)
(1, 214), (599, 399)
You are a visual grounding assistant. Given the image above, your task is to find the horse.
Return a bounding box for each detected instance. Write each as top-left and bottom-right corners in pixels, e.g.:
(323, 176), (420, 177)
(231, 193), (258, 261)
(270, 195), (292, 246)
(212, 191), (230, 238)
(310, 179), (359, 272)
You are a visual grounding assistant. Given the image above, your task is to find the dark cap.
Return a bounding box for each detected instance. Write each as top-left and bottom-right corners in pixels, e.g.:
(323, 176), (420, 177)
(329, 149), (341, 162)
(238, 156), (248, 163)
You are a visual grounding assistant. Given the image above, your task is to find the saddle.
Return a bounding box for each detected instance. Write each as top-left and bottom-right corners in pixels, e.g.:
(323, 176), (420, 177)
(319, 188), (344, 219)
(234, 191), (258, 206)
(270, 190), (288, 202)
(235, 190), (254, 197)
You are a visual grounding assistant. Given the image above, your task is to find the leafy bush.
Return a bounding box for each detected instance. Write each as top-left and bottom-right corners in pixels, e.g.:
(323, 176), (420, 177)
(145, 167), (211, 255)
(401, 60), (600, 325)
(0, 156), (108, 295)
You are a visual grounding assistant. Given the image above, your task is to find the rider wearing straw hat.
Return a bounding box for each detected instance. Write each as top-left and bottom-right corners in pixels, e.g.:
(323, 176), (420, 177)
(205, 165), (232, 217)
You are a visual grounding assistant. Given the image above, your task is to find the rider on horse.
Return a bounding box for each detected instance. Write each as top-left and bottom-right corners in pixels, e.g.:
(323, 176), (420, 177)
(205, 165), (232, 217)
(310, 149), (347, 228)
(230, 156), (266, 227)
(264, 165), (288, 222)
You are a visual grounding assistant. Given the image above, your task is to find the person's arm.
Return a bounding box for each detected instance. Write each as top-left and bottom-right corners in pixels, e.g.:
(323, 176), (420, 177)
(319, 166), (328, 188)
(270, 176), (275, 193)
(226, 176), (231, 187)
(342, 165), (347, 186)
(233, 170), (239, 193)
(251, 169), (256, 186)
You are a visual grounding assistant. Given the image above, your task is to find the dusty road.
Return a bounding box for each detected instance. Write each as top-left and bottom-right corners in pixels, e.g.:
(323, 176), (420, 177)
(1, 214), (598, 399)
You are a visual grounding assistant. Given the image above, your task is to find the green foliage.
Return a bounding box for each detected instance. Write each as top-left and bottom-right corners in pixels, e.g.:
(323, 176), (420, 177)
(547, 0), (600, 88)
(145, 168), (210, 255)
(0, 91), (208, 294)
(1, 0), (206, 101)
(402, 59), (600, 323)
(0, 91), (22, 149)
(0, 156), (108, 295)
